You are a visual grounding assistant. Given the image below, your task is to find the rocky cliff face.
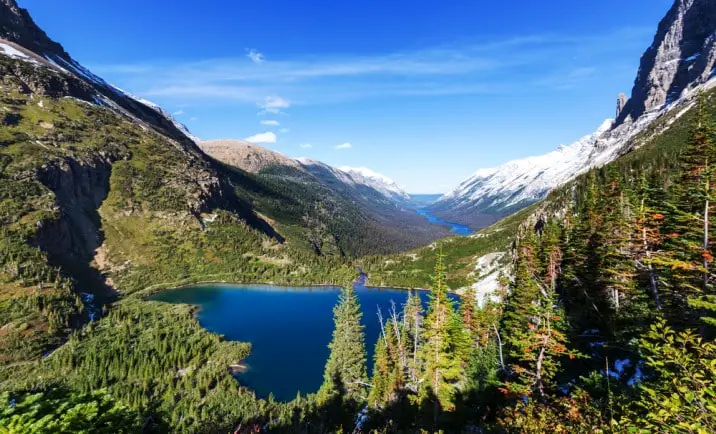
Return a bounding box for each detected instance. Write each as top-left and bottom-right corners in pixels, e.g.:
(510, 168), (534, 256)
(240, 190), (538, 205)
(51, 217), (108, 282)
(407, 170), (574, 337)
(617, 0), (716, 125)
(434, 0), (716, 229)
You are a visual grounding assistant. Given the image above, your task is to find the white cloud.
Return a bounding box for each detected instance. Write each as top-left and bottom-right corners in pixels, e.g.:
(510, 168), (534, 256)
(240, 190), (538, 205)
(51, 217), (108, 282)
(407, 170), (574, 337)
(258, 96), (290, 115)
(279, 128), (290, 133)
(246, 49), (265, 64)
(93, 27), (653, 105)
(245, 131), (277, 144)
(334, 142), (352, 150)
(189, 117), (198, 121)
(299, 143), (312, 148)
(260, 119), (280, 126)
(172, 110), (184, 115)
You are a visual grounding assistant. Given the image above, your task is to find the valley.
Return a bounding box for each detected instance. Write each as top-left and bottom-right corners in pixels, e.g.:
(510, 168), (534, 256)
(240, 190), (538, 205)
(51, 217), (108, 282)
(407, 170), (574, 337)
(1, 0), (716, 432)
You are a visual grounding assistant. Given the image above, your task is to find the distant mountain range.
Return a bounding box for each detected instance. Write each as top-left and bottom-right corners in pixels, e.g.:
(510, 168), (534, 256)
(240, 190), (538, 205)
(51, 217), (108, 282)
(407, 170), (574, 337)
(199, 139), (412, 204)
(430, 0), (716, 229)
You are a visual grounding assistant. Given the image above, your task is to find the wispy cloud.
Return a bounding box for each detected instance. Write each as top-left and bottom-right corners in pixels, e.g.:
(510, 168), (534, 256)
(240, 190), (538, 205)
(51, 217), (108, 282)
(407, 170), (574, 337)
(245, 131), (277, 144)
(334, 142), (352, 150)
(246, 49), (265, 64)
(260, 119), (280, 126)
(278, 128), (290, 133)
(258, 96), (290, 115)
(299, 143), (313, 148)
(172, 110), (184, 115)
(93, 27), (653, 106)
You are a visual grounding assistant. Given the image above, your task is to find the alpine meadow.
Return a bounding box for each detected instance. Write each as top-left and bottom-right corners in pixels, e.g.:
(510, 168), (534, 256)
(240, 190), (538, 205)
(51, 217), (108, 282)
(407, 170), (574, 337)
(1, 0), (716, 433)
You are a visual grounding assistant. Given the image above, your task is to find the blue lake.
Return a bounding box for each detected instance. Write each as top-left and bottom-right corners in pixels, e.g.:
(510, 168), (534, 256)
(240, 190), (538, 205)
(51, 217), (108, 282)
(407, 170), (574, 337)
(149, 282), (457, 401)
(416, 208), (475, 236)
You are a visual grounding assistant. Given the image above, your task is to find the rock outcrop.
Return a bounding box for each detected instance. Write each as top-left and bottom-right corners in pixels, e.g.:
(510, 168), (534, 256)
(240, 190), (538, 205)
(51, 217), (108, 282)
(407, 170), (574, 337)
(617, 0), (716, 125)
(434, 0), (716, 229)
(616, 93), (628, 119)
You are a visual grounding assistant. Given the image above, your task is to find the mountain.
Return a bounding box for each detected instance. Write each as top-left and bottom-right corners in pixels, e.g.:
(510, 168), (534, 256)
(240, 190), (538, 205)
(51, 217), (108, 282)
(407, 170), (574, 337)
(432, 0), (716, 229)
(199, 140), (410, 203)
(336, 166), (410, 202)
(617, 0), (716, 124)
(199, 139), (302, 173)
(0, 0), (199, 147)
(0, 0), (450, 371)
(198, 141), (451, 255)
(431, 119), (614, 228)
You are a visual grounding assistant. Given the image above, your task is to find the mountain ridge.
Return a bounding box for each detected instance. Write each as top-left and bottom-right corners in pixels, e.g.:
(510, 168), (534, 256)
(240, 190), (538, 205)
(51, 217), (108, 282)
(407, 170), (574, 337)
(432, 0), (716, 229)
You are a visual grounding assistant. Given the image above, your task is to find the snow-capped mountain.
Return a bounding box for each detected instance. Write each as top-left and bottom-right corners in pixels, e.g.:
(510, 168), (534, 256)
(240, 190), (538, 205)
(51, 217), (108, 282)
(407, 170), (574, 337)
(296, 159), (409, 203)
(337, 166), (411, 202)
(432, 119), (614, 226)
(433, 0), (716, 229)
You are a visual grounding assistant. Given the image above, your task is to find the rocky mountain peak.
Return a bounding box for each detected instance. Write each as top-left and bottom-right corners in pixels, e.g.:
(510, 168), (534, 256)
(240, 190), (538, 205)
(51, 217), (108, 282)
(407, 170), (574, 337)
(616, 0), (716, 125)
(0, 0), (71, 62)
(616, 93), (628, 119)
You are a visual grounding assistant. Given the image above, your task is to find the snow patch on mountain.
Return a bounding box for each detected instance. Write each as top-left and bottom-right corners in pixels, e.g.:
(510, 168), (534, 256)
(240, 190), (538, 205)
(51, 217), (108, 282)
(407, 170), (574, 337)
(337, 166), (410, 201)
(109, 85), (200, 143)
(440, 119), (614, 212)
(466, 252), (506, 306)
(438, 75), (716, 222)
(0, 40), (39, 64)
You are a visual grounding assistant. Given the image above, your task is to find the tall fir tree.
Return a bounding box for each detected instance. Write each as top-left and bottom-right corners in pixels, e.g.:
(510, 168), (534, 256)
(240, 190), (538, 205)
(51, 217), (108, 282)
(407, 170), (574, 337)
(419, 247), (463, 419)
(319, 285), (368, 403)
(658, 94), (716, 327)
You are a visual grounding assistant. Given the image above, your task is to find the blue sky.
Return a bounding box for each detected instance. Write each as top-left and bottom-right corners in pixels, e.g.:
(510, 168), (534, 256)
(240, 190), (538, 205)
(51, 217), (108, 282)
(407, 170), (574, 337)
(22, 0), (673, 193)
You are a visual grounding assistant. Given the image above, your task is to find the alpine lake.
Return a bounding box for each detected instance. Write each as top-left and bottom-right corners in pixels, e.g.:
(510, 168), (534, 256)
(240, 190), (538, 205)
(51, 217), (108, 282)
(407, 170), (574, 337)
(149, 280), (459, 401)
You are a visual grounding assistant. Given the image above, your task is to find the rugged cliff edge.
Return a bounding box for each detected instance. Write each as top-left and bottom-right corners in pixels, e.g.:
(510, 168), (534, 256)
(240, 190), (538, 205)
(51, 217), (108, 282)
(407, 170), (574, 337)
(617, 0), (716, 125)
(433, 0), (716, 230)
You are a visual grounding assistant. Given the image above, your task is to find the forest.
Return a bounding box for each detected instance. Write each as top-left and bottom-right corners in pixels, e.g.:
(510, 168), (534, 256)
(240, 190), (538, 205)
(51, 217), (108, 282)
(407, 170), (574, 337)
(2, 93), (716, 433)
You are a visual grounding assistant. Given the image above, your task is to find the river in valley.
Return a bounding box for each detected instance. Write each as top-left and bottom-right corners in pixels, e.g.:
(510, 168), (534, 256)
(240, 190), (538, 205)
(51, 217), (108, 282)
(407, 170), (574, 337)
(150, 283), (458, 401)
(415, 208), (475, 236)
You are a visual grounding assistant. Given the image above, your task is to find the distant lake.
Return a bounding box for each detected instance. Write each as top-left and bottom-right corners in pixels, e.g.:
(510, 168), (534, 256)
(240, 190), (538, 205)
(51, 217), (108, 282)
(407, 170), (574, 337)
(149, 283), (458, 401)
(416, 208), (475, 236)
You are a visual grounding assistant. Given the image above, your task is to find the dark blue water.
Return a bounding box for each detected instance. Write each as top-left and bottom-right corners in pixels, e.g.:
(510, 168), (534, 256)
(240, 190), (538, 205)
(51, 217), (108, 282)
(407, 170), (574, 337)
(149, 283), (457, 401)
(416, 208), (475, 236)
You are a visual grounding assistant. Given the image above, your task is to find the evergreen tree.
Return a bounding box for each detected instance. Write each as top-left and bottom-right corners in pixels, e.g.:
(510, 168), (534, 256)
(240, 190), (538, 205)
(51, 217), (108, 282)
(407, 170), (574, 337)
(419, 247), (463, 418)
(659, 94), (716, 327)
(459, 286), (479, 343)
(402, 290), (424, 386)
(319, 285), (368, 403)
(504, 232), (577, 398)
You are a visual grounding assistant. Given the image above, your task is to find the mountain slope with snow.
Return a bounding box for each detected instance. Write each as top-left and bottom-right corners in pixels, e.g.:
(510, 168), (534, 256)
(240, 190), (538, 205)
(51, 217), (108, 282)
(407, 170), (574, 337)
(432, 0), (716, 230)
(337, 166), (411, 202)
(431, 119), (614, 228)
(0, 0), (198, 148)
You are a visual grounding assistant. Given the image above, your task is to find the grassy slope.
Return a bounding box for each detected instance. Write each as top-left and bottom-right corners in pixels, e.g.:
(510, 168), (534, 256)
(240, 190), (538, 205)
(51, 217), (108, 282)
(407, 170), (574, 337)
(359, 205), (534, 289)
(0, 56), (357, 364)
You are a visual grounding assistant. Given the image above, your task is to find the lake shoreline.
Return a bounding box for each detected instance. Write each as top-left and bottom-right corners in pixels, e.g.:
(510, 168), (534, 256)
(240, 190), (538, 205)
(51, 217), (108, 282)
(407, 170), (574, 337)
(149, 282), (459, 402)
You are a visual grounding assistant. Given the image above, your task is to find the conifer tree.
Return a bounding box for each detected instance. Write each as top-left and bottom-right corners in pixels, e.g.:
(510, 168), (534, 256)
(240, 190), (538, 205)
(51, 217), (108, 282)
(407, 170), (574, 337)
(598, 172), (637, 316)
(319, 285), (368, 403)
(419, 247), (463, 418)
(634, 172), (666, 310)
(503, 232), (576, 398)
(659, 94), (716, 326)
(402, 290), (424, 386)
(459, 286), (479, 342)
